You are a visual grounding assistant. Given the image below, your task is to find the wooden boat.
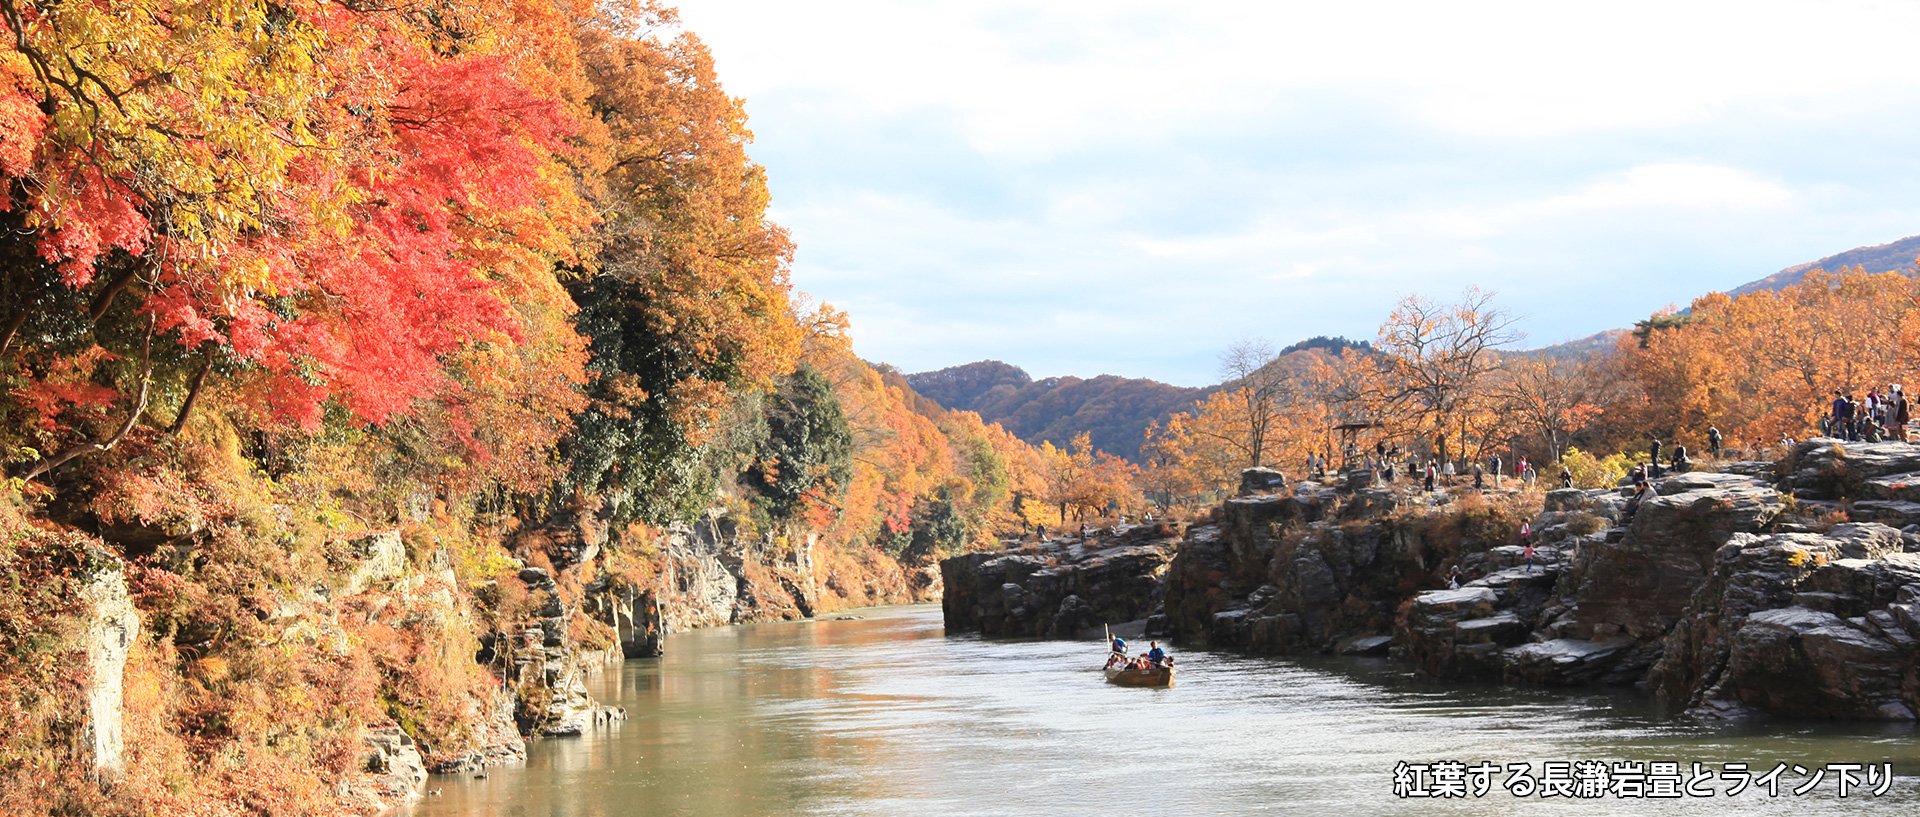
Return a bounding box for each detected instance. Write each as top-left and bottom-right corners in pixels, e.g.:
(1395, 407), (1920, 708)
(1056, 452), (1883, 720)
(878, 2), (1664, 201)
(1104, 663), (1175, 688)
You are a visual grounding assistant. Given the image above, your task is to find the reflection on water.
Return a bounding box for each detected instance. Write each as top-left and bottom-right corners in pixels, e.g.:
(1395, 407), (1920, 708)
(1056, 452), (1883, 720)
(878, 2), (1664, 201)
(409, 604), (1919, 816)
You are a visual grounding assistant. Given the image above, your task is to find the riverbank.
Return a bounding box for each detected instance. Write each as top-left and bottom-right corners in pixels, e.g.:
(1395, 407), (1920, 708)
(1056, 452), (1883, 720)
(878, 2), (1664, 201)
(409, 604), (1920, 816)
(946, 440), (1920, 723)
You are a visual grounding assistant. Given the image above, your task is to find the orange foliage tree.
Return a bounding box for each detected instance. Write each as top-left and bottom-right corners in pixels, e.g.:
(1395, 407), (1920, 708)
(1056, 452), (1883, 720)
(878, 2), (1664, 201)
(1040, 432), (1139, 523)
(1612, 267), (1920, 449)
(1484, 355), (1606, 463)
(1371, 288), (1522, 465)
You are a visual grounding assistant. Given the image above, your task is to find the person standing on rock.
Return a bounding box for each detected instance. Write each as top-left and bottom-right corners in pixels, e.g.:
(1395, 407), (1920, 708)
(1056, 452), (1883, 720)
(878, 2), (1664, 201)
(1521, 528), (1535, 575)
(1424, 460), (1437, 493)
(1490, 455), (1503, 489)
(1889, 387), (1904, 443)
(1560, 468), (1573, 489)
(1706, 425), (1722, 457)
(1471, 461), (1484, 490)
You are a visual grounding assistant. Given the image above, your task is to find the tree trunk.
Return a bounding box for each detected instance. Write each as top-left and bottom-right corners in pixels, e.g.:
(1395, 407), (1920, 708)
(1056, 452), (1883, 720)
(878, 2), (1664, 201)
(0, 309), (25, 354)
(168, 350), (214, 435)
(89, 264), (141, 322)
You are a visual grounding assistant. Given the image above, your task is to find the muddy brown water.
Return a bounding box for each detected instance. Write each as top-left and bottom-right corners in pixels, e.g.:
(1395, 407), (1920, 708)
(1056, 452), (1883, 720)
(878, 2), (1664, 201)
(408, 604), (1920, 816)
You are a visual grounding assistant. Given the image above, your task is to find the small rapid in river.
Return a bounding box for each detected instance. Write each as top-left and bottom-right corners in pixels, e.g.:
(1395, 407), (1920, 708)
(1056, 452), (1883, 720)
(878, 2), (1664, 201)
(409, 604), (1919, 816)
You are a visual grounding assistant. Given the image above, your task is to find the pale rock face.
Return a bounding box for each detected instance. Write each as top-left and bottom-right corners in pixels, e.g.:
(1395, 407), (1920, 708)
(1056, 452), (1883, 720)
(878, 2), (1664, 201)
(81, 567), (140, 774)
(333, 530), (409, 598)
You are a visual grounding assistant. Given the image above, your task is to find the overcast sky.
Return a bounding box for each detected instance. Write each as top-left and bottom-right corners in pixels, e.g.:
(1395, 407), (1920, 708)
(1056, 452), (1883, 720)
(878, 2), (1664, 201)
(672, 0), (1920, 387)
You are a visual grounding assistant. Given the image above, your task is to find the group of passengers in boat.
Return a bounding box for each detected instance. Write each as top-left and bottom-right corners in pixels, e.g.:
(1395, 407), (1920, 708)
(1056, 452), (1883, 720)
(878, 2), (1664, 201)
(1104, 636), (1174, 671)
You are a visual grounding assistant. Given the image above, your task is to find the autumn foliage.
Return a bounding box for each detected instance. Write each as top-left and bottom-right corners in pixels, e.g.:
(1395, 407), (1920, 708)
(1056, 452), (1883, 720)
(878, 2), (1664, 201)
(1139, 272), (1920, 506)
(0, 2), (1096, 812)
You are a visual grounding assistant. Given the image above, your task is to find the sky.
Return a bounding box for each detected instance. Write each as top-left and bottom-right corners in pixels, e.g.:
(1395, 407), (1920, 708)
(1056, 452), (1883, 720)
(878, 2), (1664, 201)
(670, 0), (1920, 387)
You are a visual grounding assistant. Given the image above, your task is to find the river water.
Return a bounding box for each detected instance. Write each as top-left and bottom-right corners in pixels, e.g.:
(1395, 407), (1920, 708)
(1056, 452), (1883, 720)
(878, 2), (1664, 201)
(409, 604), (1920, 816)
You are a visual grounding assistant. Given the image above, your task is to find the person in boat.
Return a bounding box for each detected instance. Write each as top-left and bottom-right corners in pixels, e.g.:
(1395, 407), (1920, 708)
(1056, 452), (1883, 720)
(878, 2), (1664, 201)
(1110, 635), (1127, 655)
(1105, 652), (1125, 670)
(1145, 641), (1167, 666)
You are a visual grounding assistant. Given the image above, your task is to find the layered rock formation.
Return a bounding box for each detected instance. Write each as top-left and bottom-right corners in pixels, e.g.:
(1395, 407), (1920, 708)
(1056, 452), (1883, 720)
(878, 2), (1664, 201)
(493, 566), (626, 737)
(1115, 441), (1920, 721)
(576, 509), (936, 659)
(1162, 484), (1425, 654)
(942, 523), (1178, 638)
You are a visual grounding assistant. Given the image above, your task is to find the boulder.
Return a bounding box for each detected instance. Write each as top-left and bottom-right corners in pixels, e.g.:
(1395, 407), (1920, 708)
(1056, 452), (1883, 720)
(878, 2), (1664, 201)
(1646, 535), (1836, 709)
(1863, 471), (1920, 502)
(1846, 501), (1920, 528)
(1820, 523), (1908, 560)
(359, 725), (428, 804)
(1501, 638), (1634, 685)
(1787, 439), (1920, 499)
(940, 532), (1177, 638)
(1401, 588), (1506, 678)
(1712, 606), (1912, 720)
(1455, 613), (1529, 646)
(1575, 484), (1782, 640)
(1238, 466), (1289, 496)
(1341, 635), (1393, 656)
(1654, 471), (1767, 496)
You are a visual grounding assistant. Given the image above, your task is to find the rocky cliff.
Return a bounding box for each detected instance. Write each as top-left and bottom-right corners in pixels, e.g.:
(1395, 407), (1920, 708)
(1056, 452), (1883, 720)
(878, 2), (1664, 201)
(1141, 441), (1920, 721)
(941, 523), (1179, 638)
(576, 510), (939, 659)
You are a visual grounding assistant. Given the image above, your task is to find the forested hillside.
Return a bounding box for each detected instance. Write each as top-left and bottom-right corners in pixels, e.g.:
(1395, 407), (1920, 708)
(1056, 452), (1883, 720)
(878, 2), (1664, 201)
(1727, 233), (1920, 297)
(906, 362), (1200, 462)
(907, 337), (1371, 462)
(0, 2), (1107, 813)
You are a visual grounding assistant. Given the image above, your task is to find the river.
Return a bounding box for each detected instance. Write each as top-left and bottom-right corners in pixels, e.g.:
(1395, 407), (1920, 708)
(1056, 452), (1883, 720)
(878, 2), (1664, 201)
(408, 604), (1920, 816)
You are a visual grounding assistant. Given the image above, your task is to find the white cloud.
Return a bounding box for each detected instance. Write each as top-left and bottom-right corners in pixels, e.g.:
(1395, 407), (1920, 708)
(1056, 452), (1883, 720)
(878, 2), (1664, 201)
(1540, 165), (1795, 214)
(666, 0), (1920, 384)
(682, 0), (1920, 151)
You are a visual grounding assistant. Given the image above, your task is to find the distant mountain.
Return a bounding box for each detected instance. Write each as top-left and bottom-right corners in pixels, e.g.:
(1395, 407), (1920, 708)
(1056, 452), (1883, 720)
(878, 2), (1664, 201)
(909, 239), (1920, 460)
(1546, 234), (1920, 355)
(905, 361), (1202, 462)
(1529, 328), (1631, 360)
(1727, 234), (1920, 297)
(1279, 335), (1373, 356)
(906, 337), (1369, 461)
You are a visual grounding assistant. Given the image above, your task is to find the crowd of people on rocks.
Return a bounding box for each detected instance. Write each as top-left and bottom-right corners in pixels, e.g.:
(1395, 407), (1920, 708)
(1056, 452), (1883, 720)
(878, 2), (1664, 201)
(1281, 387), (1916, 510)
(1306, 441), (1563, 496)
(1819, 386), (1911, 443)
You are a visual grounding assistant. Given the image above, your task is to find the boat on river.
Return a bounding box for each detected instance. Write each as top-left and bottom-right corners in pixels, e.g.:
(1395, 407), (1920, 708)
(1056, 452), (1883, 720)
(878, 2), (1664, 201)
(1104, 662), (1175, 688)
